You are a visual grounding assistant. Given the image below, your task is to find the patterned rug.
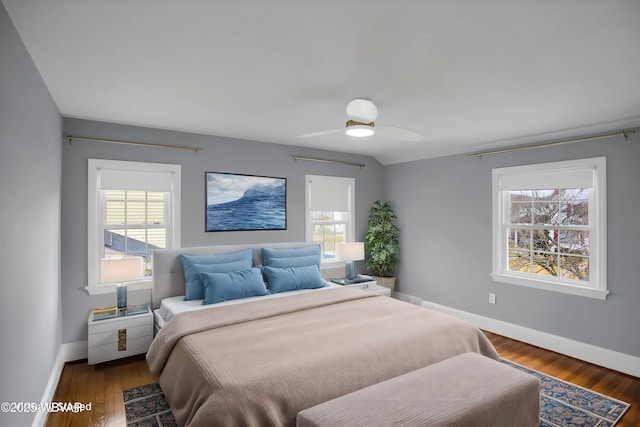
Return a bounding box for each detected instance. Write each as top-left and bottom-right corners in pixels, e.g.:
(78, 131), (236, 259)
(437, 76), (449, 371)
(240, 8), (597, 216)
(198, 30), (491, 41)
(124, 361), (630, 427)
(502, 359), (630, 427)
(123, 383), (176, 427)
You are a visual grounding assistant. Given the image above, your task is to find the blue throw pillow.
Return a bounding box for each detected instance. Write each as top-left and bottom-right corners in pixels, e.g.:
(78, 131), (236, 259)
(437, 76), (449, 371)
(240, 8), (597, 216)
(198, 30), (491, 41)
(181, 248), (253, 266)
(262, 265), (326, 293)
(201, 268), (267, 305)
(264, 255), (320, 269)
(262, 245), (321, 268)
(181, 248), (253, 300)
(182, 259), (253, 300)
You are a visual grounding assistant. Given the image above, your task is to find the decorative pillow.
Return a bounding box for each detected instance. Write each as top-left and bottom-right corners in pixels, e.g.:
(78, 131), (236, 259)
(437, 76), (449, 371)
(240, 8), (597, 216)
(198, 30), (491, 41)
(201, 268), (267, 305)
(180, 248), (253, 266)
(262, 264), (326, 293)
(182, 259), (253, 300)
(180, 248), (253, 300)
(262, 245), (321, 268)
(264, 255), (320, 269)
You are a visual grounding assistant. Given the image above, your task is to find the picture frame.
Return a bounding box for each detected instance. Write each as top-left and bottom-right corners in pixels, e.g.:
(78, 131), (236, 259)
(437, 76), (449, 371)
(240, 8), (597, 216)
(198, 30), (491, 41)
(205, 172), (287, 232)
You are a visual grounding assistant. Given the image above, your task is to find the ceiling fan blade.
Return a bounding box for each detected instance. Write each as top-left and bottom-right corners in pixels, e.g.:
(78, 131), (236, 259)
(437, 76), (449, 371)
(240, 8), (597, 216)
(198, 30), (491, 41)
(298, 128), (344, 138)
(376, 126), (423, 141)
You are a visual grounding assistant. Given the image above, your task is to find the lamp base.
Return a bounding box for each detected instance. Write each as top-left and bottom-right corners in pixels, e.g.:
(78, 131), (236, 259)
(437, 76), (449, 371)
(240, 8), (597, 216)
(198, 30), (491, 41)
(345, 261), (356, 281)
(117, 284), (128, 311)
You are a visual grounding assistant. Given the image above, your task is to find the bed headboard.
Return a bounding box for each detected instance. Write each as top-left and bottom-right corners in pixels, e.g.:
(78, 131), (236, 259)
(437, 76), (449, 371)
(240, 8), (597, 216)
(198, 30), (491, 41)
(151, 242), (318, 309)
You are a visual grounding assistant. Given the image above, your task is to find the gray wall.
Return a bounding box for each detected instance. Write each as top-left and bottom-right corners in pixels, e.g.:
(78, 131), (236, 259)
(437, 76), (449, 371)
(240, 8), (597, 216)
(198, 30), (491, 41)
(0, 3), (63, 426)
(61, 118), (385, 343)
(386, 130), (640, 358)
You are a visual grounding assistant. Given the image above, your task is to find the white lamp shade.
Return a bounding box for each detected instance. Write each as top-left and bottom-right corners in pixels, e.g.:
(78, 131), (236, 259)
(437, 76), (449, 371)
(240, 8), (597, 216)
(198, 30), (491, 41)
(336, 242), (365, 262)
(101, 256), (144, 283)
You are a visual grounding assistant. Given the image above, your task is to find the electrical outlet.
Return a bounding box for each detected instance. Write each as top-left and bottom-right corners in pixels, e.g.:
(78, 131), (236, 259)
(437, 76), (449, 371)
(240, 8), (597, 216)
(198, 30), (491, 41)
(489, 293), (496, 304)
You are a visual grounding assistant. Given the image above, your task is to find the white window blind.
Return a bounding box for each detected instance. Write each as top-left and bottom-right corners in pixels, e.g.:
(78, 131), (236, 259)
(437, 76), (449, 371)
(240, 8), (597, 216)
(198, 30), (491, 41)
(308, 180), (350, 211)
(496, 167), (595, 191)
(99, 169), (175, 192)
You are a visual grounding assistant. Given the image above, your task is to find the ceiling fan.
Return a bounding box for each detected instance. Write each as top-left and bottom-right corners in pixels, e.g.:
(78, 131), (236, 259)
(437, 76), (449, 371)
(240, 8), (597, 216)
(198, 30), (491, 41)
(298, 98), (423, 141)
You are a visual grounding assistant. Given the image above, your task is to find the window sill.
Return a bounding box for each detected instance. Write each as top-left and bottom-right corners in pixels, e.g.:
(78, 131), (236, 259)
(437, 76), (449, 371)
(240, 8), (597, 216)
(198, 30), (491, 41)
(490, 273), (609, 300)
(85, 279), (152, 296)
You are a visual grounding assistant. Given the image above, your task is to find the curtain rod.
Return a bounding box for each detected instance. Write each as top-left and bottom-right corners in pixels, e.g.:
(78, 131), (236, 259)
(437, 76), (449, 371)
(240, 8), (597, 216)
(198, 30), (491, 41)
(466, 130), (635, 158)
(293, 155), (365, 169)
(67, 135), (203, 155)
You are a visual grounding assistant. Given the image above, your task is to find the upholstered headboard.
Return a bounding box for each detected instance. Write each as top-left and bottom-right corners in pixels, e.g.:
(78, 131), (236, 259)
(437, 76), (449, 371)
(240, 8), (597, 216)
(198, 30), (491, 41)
(151, 242), (319, 309)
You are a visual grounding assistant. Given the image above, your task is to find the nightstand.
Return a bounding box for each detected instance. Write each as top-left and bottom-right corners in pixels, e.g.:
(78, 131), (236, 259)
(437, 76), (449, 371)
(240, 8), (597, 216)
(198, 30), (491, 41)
(332, 279), (391, 297)
(87, 304), (153, 365)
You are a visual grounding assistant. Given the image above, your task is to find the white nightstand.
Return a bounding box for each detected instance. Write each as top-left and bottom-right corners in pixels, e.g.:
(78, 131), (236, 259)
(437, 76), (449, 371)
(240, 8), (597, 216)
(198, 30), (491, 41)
(335, 280), (391, 297)
(87, 304), (153, 365)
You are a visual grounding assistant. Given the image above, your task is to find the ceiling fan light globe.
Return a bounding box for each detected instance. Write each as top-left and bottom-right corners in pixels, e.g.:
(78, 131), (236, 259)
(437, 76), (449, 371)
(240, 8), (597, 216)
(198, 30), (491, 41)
(345, 125), (375, 137)
(346, 98), (378, 123)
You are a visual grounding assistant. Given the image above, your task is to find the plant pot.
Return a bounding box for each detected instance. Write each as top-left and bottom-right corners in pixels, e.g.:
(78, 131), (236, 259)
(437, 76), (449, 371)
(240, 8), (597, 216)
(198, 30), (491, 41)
(373, 276), (396, 291)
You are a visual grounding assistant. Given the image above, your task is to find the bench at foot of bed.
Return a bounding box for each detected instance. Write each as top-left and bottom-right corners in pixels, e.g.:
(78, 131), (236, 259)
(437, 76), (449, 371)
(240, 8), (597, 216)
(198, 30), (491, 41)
(297, 352), (540, 427)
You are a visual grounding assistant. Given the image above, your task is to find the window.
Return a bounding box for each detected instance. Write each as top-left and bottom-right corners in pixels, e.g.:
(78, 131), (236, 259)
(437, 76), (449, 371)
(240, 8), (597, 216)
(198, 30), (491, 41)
(305, 175), (355, 261)
(492, 157), (607, 299)
(87, 159), (181, 294)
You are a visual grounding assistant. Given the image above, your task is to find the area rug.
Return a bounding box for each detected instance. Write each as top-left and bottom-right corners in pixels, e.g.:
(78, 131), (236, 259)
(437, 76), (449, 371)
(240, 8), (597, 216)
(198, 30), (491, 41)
(123, 362), (630, 427)
(123, 382), (176, 427)
(502, 359), (630, 427)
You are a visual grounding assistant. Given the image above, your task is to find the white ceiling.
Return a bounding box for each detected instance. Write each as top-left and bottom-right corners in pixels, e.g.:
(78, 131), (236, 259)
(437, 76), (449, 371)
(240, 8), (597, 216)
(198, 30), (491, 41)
(4, 0), (640, 165)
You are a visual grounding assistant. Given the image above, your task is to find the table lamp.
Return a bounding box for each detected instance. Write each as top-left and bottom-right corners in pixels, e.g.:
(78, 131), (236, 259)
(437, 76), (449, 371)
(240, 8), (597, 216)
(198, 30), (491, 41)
(101, 256), (144, 310)
(336, 242), (365, 281)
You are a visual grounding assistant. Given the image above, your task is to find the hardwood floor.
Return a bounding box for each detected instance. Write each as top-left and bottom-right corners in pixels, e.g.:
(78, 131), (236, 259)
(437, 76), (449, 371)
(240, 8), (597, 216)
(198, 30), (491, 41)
(46, 333), (639, 427)
(46, 355), (158, 427)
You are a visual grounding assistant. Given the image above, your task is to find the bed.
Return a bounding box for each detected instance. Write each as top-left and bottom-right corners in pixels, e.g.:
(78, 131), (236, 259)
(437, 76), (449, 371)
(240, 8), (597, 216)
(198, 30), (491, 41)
(146, 242), (500, 427)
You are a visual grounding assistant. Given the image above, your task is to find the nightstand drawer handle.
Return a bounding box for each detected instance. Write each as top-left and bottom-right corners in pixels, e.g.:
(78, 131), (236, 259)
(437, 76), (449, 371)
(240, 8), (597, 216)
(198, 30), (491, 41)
(118, 329), (126, 351)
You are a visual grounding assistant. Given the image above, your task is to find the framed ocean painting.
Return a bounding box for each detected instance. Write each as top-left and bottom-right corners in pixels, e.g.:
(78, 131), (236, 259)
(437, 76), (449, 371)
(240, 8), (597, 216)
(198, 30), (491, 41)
(205, 172), (287, 232)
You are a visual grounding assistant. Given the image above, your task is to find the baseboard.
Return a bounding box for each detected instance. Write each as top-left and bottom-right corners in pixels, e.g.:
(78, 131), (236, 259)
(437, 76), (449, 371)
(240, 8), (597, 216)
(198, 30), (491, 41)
(32, 341), (88, 427)
(60, 340), (88, 362)
(420, 299), (640, 379)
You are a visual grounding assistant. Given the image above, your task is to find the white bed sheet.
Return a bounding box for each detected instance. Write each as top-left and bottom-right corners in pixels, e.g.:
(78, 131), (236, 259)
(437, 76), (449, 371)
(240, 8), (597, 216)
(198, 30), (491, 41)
(153, 282), (340, 330)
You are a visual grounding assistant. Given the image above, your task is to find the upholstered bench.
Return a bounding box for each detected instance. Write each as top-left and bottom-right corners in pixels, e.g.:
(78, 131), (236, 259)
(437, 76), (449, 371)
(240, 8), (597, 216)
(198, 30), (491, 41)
(297, 352), (540, 427)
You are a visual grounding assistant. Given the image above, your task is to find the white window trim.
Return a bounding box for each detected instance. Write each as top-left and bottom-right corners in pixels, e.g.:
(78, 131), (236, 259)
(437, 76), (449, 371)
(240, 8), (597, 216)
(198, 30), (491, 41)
(86, 159), (181, 295)
(305, 174), (355, 266)
(491, 157), (608, 300)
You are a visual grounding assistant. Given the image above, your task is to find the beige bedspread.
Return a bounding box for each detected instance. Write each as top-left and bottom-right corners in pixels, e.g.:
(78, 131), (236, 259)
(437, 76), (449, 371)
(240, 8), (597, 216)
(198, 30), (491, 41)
(147, 287), (499, 427)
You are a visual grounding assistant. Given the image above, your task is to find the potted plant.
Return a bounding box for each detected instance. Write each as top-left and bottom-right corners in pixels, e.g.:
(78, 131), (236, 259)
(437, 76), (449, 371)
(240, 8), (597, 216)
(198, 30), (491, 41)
(364, 200), (399, 291)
